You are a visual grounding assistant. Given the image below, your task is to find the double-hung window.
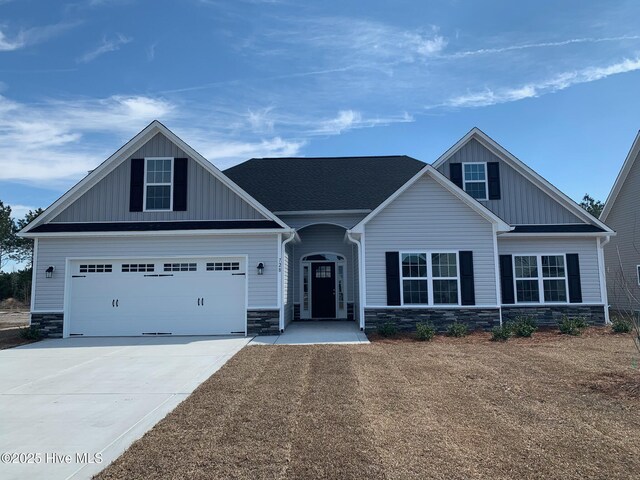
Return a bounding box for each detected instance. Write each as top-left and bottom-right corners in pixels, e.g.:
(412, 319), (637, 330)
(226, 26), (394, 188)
(514, 254), (568, 303)
(401, 252), (459, 305)
(144, 158), (173, 211)
(462, 162), (488, 200)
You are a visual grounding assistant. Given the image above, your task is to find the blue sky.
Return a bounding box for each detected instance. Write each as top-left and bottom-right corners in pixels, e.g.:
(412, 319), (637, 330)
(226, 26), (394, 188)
(1, 0), (640, 224)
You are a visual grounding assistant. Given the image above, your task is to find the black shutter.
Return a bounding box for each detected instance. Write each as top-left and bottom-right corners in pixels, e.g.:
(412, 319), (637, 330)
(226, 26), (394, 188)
(566, 254), (582, 303)
(499, 254), (515, 304)
(450, 163), (463, 188)
(173, 158), (188, 211)
(129, 159), (144, 212)
(385, 252), (401, 306)
(487, 162), (501, 200)
(459, 251), (475, 305)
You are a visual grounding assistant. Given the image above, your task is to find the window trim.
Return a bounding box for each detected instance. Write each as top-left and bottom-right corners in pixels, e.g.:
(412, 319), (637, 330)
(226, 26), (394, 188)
(462, 162), (488, 201)
(143, 157), (174, 212)
(399, 250), (461, 306)
(513, 253), (569, 305)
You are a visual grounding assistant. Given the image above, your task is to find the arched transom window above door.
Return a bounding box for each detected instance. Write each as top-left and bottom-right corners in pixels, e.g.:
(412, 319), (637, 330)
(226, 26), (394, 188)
(302, 253), (345, 262)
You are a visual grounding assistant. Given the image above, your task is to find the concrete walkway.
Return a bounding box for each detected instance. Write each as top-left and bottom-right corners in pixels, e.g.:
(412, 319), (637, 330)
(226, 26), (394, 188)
(251, 321), (370, 345)
(0, 335), (250, 480)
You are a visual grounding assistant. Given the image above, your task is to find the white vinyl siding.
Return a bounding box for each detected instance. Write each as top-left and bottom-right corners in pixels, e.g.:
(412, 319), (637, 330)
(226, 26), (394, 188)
(51, 132), (266, 222)
(365, 174), (499, 306)
(437, 138), (583, 224)
(498, 236), (602, 303)
(603, 147), (640, 311)
(33, 234), (279, 311)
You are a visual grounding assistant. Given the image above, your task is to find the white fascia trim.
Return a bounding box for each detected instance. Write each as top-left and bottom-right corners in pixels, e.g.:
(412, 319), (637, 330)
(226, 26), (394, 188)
(498, 232), (615, 238)
(273, 209), (371, 215)
(601, 130), (640, 221)
(20, 120), (289, 234)
(432, 127), (614, 233)
(21, 228), (290, 239)
(350, 164), (512, 233)
(502, 303), (606, 307)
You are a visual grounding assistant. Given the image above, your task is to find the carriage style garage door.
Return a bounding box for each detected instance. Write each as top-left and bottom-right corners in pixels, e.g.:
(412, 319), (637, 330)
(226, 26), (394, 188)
(66, 257), (247, 337)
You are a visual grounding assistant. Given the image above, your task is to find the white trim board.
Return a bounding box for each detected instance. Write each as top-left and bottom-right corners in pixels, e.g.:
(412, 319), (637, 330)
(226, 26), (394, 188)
(19, 120), (290, 235)
(349, 164), (512, 233)
(431, 127), (613, 233)
(601, 130), (640, 221)
(20, 228), (290, 239)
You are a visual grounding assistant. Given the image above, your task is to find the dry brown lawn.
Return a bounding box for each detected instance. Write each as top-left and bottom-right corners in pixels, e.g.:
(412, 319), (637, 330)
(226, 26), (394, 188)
(97, 330), (640, 480)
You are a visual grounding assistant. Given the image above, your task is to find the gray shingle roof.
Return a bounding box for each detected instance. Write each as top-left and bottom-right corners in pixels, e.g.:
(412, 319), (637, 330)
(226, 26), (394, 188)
(223, 155), (426, 212)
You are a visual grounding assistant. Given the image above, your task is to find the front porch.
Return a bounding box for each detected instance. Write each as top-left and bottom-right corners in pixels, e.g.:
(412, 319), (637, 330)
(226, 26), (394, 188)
(251, 321), (369, 345)
(283, 223), (361, 327)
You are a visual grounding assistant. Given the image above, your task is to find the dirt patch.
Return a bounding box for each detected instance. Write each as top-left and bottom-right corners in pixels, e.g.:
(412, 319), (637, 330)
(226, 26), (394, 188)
(96, 335), (640, 480)
(0, 327), (38, 350)
(584, 371), (640, 400)
(0, 310), (30, 330)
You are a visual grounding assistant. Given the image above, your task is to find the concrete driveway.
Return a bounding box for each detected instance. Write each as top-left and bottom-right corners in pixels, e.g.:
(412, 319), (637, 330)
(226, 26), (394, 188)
(0, 336), (250, 480)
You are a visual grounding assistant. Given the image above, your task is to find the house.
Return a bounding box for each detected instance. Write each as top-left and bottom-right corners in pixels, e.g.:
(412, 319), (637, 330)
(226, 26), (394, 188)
(20, 121), (613, 338)
(601, 131), (640, 313)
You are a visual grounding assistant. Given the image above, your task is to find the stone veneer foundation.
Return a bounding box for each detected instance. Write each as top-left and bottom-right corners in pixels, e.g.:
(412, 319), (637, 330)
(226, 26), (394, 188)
(247, 309), (280, 335)
(30, 313), (64, 338)
(364, 308), (500, 333)
(501, 305), (606, 326)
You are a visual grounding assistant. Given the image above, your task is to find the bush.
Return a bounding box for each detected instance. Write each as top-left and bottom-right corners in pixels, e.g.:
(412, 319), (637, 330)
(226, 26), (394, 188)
(558, 315), (588, 336)
(415, 322), (436, 341)
(19, 326), (41, 340)
(611, 317), (633, 334)
(491, 325), (512, 341)
(508, 316), (538, 338)
(447, 321), (468, 337)
(377, 321), (398, 337)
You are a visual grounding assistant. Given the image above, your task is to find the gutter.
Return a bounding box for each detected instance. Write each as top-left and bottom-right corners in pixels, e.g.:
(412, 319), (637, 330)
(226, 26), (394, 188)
(346, 230), (365, 330)
(279, 230), (297, 332)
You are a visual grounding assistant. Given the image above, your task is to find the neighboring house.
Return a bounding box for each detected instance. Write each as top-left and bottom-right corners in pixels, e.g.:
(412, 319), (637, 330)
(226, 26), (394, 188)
(601, 131), (640, 313)
(19, 121), (613, 338)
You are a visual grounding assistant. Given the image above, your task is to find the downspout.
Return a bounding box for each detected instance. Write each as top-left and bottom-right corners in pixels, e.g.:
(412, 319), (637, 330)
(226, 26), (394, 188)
(598, 235), (611, 324)
(346, 230), (365, 331)
(279, 230), (296, 333)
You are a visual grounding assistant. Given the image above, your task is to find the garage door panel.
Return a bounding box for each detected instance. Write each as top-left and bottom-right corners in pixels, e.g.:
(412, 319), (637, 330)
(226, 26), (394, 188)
(67, 258), (246, 337)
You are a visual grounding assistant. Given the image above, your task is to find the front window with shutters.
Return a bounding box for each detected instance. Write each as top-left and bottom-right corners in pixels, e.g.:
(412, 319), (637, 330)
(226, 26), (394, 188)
(462, 162), (488, 200)
(144, 157), (173, 211)
(514, 254), (568, 304)
(401, 252), (460, 305)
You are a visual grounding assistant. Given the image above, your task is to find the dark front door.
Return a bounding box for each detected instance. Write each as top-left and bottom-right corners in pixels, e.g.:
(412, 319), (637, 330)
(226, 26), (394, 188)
(311, 262), (336, 318)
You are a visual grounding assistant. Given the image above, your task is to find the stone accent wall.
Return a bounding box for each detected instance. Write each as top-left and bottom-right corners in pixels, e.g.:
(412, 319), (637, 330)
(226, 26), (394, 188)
(30, 313), (64, 338)
(501, 305), (606, 326)
(294, 304), (301, 321)
(247, 309), (280, 335)
(347, 302), (354, 321)
(364, 308), (500, 333)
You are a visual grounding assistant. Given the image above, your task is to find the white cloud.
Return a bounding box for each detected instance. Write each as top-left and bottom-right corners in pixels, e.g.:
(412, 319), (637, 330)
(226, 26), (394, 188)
(313, 109), (413, 135)
(8, 204), (37, 220)
(247, 107), (275, 133)
(443, 57), (640, 108)
(193, 136), (304, 167)
(77, 33), (132, 63)
(0, 21), (79, 52)
(146, 42), (156, 61)
(449, 35), (640, 58)
(0, 94), (175, 182)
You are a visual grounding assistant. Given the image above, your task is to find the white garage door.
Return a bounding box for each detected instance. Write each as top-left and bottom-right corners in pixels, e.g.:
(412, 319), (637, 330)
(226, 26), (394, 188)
(67, 257), (246, 337)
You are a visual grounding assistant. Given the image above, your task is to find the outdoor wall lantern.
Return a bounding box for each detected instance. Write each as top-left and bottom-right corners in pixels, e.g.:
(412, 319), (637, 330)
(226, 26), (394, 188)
(45, 265), (55, 278)
(257, 262), (265, 275)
